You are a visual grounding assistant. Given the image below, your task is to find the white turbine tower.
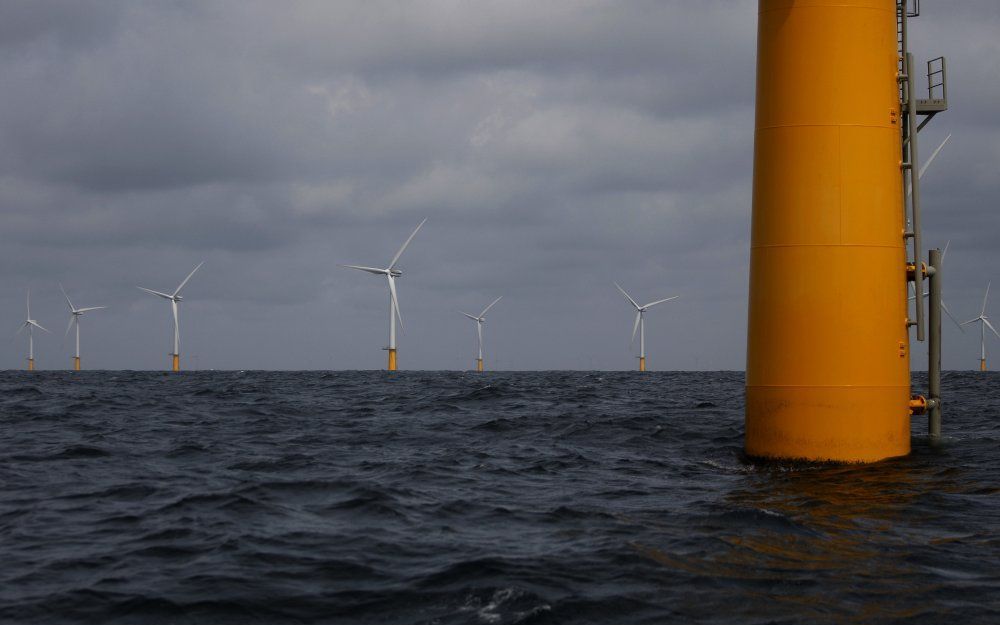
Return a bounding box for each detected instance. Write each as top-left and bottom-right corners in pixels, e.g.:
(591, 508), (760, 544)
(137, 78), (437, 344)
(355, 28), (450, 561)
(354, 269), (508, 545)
(59, 283), (107, 371)
(137, 262), (204, 372)
(614, 283), (678, 372)
(962, 282), (1000, 372)
(16, 290), (51, 371)
(460, 296), (502, 372)
(342, 219), (426, 371)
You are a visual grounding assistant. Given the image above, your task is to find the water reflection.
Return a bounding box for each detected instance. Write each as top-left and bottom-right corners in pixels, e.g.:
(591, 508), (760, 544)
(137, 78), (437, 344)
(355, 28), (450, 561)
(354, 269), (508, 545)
(634, 444), (989, 623)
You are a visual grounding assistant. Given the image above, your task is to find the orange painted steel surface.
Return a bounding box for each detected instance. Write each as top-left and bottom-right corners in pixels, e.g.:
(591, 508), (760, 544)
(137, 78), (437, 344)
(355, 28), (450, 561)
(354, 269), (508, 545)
(746, 0), (910, 462)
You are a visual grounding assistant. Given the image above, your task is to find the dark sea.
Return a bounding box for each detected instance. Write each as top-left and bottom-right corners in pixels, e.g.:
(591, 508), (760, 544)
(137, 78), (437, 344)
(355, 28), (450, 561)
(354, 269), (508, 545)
(1, 371), (998, 625)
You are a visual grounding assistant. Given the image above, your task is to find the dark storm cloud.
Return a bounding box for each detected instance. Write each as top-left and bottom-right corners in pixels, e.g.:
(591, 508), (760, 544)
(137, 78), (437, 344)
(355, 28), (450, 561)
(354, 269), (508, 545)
(0, 1), (997, 370)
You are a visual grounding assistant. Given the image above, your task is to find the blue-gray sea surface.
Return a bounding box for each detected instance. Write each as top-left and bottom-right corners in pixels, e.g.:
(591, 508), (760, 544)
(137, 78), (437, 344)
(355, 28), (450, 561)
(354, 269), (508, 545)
(1, 371), (998, 624)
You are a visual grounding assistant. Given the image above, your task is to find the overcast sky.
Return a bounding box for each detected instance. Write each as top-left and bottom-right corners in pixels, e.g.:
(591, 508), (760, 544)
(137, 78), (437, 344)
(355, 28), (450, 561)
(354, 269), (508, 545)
(0, 0), (997, 371)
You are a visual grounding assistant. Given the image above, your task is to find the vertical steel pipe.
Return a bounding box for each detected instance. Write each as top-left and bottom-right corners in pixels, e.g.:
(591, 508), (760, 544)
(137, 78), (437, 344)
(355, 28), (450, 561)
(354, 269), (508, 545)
(928, 248), (942, 441)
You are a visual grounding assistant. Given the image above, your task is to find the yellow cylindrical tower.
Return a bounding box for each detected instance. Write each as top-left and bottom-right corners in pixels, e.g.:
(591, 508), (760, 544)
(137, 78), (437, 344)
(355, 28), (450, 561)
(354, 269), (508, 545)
(476, 358), (483, 372)
(746, 0), (910, 462)
(73, 357), (81, 371)
(28, 359), (35, 372)
(388, 349), (397, 371)
(639, 357), (646, 372)
(172, 354), (180, 372)
(981, 359), (987, 372)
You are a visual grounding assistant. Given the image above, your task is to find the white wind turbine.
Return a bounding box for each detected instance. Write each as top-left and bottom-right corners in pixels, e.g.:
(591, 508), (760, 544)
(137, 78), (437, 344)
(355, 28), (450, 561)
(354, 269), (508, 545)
(59, 283), (107, 371)
(16, 289), (51, 371)
(962, 282), (1000, 372)
(137, 262), (204, 372)
(460, 296), (502, 372)
(614, 283), (678, 372)
(342, 219), (426, 371)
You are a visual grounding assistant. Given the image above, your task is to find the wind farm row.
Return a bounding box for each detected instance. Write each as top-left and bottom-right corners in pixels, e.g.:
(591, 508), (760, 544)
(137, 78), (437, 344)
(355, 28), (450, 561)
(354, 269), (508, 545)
(10, 212), (998, 373)
(11, 219), (681, 373)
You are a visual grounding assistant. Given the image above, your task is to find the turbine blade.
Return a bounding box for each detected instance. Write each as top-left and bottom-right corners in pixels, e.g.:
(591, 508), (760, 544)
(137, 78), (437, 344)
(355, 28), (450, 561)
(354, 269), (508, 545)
(918, 134), (951, 180)
(908, 134), (952, 197)
(983, 282), (991, 317)
(614, 282), (640, 310)
(460, 312), (479, 321)
(941, 239), (950, 264)
(137, 286), (173, 300)
(30, 321), (51, 333)
(961, 318), (980, 326)
(75, 306), (107, 313)
(985, 318), (1000, 341)
(387, 275), (403, 330)
(15, 322), (27, 337)
(26, 289), (30, 319)
(642, 295), (679, 309)
(173, 261), (204, 297)
(479, 296), (503, 318)
(64, 315), (75, 340)
(59, 282), (76, 312)
(389, 218), (427, 270)
(630, 311), (641, 345)
(340, 264), (387, 275)
(940, 300), (964, 332)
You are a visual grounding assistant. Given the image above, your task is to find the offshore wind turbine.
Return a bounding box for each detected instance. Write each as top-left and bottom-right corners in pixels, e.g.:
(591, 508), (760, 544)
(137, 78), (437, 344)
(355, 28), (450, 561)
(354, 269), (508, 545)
(460, 296), (502, 372)
(59, 283), (107, 371)
(342, 219), (426, 371)
(137, 262), (204, 372)
(15, 290), (51, 371)
(962, 282), (1000, 372)
(614, 283), (678, 372)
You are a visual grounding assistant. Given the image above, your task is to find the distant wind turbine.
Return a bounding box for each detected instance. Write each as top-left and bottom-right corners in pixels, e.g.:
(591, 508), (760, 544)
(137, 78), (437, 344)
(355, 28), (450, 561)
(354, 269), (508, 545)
(137, 262), (204, 372)
(962, 282), (1000, 372)
(60, 283), (107, 371)
(460, 296), (502, 372)
(15, 289), (51, 371)
(614, 283), (678, 372)
(342, 219), (426, 371)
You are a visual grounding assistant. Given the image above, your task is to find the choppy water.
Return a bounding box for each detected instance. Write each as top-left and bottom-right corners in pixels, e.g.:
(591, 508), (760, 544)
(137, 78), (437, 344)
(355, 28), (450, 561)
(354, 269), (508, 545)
(1, 371), (998, 624)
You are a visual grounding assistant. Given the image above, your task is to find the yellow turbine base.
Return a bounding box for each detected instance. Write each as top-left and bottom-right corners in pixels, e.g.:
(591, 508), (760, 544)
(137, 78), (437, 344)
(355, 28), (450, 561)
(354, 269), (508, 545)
(981, 359), (987, 372)
(388, 349), (397, 371)
(476, 358), (483, 372)
(28, 358), (34, 372)
(172, 354), (180, 372)
(746, 385), (911, 463)
(744, 0), (910, 463)
(73, 357), (81, 371)
(639, 357), (646, 372)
